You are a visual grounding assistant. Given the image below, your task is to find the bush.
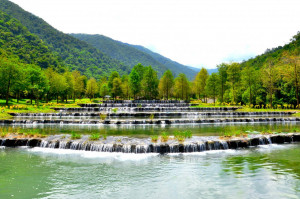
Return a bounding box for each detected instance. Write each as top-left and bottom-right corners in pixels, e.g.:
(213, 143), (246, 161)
(160, 132), (169, 142)
(100, 113), (107, 120)
(89, 133), (100, 141)
(71, 132), (81, 139)
(151, 135), (158, 142)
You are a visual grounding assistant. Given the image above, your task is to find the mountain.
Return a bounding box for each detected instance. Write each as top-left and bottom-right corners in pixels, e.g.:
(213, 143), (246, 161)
(0, 0), (130, 78)
(240, 32), (300, 68)
(70, 34), (168, 77)
(70, 33), (198, 79)
(0, 11), (63, 69)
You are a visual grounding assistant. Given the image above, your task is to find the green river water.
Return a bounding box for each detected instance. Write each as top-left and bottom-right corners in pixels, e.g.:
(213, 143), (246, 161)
(0, 143), (300, 199)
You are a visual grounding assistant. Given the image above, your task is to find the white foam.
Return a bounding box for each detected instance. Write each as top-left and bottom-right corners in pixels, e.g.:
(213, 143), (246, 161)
(28, 147), (158, 161)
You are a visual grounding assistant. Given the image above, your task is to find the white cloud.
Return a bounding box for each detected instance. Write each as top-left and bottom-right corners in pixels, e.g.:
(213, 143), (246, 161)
(10, 0), (300, 69)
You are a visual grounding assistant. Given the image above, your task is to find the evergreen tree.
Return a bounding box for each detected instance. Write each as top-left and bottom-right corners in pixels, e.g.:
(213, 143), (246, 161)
(142, 66), (159, 99)
(159, 70), (174, 99)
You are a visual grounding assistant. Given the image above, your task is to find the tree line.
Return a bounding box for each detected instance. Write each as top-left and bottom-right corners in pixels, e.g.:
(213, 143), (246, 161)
(0, 48), (299, 108)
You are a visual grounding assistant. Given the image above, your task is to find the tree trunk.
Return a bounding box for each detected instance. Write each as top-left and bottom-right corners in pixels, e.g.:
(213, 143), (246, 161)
(5, 78), (11, 105)
(31, 89), (33, 105)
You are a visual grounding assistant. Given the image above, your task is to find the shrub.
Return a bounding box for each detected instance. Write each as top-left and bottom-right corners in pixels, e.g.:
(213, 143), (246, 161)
(149, 114), (154, 120)
(151, 135), (158, 142)
(100, 113), (107, 120)
(71, 132), (81, 139)
(89, 133), (100, 141)
(160, 132), (169, 142)
(112, 108), (118, 113)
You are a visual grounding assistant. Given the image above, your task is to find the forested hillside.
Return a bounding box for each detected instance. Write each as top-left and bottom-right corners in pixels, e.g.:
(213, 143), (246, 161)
(0, 0), (130, 78)
(71, 33), (198, 79)
(131, 44), (197, 79)
(71, 34), (168, 77)
(241, 33), (300, 69)
(0, 11), (63, 70)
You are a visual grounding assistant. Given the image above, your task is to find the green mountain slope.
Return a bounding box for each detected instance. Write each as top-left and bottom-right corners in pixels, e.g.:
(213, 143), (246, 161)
(70, 33), (198, 79)
(131, 45), (197, 79)
(70, 34), (169, 77)
(0, 0), (130, 78)
(0, 11), (63, 69)
(240, 32), (299, 68)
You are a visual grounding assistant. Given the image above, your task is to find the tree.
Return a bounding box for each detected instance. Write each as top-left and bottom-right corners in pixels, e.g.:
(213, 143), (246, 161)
(141, 66), (159, 99)
(121, 75), (130, 99)
(100, 83), (109, 98)
(63, 71), (75, 103)
(0, 57), (22, 105)
(159, 70), (174, 99)
(261, 60), (279, 107)
(217, 63), (228, 103)
(45, 68), (67, 103)
(129, 68), (141, 99)
(280, 52), (300, 106)
(111, 77), (122, 99)
(227, 63), (241, 104)
(72, 70), (85, 102)
(194, 68), (209, 101)
(86, 78), (98, 100)
(174, 73), (190, 100)
(241, 64), (259, 105)
(132, 63), (145, 79)
(108, 71), (120, 90)
(26, 64), (49, 106)
(205, 73), (219, 105)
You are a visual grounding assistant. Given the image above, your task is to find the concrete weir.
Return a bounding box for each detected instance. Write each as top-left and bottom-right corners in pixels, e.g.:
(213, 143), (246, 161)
(9, 111), (296, 117)
(1, 117), (299, 125)
(51, 107), (241, 112)
(1, 133), (299, 154)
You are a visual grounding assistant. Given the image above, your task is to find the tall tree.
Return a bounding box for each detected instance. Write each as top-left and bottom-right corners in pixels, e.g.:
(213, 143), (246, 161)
(0, 57), (21, 105)
(100, 83), (109, 98)
(121, 75), (130, 99)
(111, 77), (122, 99)
(159, 70), (174, 100)
(141, 66), (159, 99)
(72, 70), (85, 102)
(132, 63), (145, 79)
(227, 63), (241, 104)
(63, 71), (75, 103)
(217, 63), (228, 103)
(108, 71), (120, 90)
(280, 52), (300, 106)
(174, 73), (190, 100)
(129, 68), (141, 99)
(194, 68), (209, 101)
(86, 78), (98, 100)
(241, 64), (259, 105)
(205, 73), (219, 105)
(261, 60), (279, 107)
(26, 64), (49, 106)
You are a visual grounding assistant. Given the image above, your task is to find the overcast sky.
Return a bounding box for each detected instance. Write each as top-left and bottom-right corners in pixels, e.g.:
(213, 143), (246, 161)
(10, 0), (300, 69)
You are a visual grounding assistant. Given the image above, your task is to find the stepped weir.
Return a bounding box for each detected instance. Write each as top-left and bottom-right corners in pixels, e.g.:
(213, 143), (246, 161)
(1, 100), (299, 154)
(1, 133), (300, 154)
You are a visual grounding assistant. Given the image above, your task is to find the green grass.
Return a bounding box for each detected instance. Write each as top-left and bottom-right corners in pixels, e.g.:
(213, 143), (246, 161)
(151, 135), (158, 142)
(89, 133), (100, 141)
(112, 108), (118, 113)
(174, 130), (192, 142)
(161, 132), (169, 142)
(99, 113), (107, 120)
(71, 132), (81, 139)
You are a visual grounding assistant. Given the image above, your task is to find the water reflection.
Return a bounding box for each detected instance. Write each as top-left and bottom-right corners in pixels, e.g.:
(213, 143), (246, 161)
(0, 144), (300, 199)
